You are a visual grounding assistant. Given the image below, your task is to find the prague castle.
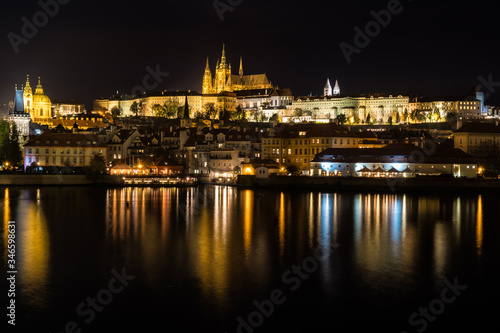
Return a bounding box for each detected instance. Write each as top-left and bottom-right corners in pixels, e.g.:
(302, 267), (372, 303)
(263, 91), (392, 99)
(202, 45), (273, 94)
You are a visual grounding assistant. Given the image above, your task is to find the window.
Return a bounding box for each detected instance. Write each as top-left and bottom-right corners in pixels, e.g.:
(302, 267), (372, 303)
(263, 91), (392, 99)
(45, 149), (49, 154)
(35, 149), (39, 154)
(28, 148), (32, 154)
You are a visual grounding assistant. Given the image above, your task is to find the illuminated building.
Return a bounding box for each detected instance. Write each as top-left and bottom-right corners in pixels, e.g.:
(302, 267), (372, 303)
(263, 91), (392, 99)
(52, 99), (85, 117)
(107, 129), (141, 164)
(23, 75), (52, 124)
(8, 84), (30, 143)
(324, 78), (340, 97)
(23, 132), (107, 170)
(454, 121), (500, 155)
(202, 44), (273, 94)
(261, 122), (361, 172)
(288, 94), (409, 124)
(310, 144), (478, 178)
(93, 90), (237, 117)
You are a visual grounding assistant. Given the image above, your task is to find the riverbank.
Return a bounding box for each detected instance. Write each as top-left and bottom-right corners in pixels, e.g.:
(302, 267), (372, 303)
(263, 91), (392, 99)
(236, 175), (500, 193)
(0, 174), (123, 186)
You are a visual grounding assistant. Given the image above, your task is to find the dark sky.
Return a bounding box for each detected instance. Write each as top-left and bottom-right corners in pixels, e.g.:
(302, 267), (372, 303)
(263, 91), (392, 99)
(1, 0), (499, 110)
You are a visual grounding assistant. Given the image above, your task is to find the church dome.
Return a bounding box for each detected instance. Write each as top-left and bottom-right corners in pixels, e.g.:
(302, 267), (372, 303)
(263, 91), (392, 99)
(32, 77), (51, 104)
(33, 93), (51, 104)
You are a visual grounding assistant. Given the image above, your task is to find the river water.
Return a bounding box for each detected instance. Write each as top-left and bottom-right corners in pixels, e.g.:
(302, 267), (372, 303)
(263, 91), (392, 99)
(1, 186), (499, 332)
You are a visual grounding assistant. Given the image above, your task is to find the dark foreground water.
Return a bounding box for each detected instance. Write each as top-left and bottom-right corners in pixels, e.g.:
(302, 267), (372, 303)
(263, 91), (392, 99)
(1, 186), (499, 332)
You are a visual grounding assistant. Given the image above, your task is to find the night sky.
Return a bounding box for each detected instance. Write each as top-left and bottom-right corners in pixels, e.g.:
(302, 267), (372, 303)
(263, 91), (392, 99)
(1, 0), (499, 110)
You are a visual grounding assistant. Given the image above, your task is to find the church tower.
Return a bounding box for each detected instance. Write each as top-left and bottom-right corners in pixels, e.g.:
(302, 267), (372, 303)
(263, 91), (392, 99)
(324, 78), (332, 96)
(31, 77), (52, 122)
(214, 44), (231, 93)
(23, 75), (33, 112)
(180, 95), (192, 129)
(333, 79), (340, 96)
(202, 58), (213, 94)
(239, 57), (243, 77)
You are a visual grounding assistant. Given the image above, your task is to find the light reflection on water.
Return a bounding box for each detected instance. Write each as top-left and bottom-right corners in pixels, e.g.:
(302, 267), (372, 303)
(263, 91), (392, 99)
(0, 186), (494, 331)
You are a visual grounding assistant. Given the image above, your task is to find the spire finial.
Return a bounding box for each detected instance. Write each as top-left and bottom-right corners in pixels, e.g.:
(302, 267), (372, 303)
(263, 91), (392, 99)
(239, 57), (243, 77)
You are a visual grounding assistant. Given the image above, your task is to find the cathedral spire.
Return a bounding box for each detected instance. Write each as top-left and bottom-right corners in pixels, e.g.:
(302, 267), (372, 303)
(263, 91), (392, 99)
(36, 77), (43, 94)
(183, 95), (190, 119)
(333, 79), (340, 96)
(324, 77), (332, 96)
(239, 57), (243, 77)
(220, 43), (227, 69)
(205, 57), (210, 70)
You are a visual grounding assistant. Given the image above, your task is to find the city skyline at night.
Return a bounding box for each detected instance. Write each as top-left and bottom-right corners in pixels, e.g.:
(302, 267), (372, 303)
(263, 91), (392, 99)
(1, 0), (499, 110)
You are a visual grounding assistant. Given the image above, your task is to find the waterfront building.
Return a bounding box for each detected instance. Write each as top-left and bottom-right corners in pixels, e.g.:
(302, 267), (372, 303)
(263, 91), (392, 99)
(261, 122), (361, 172)
(310, 143), (477, 178)
(23, 131), (107, 170)
(202, 45), (273, 94)
(454, 121), (500, 155)
(106, 129), (141, 164)
(110, 156), (183, 176)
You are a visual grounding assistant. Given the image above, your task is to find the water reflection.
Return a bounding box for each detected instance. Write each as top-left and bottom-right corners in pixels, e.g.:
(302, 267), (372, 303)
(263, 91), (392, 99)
(476, 195), (483, 256)
(2, 186), (493, 331)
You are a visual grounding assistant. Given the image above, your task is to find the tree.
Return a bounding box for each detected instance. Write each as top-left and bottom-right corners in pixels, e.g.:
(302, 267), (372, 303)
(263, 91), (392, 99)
(395, 112), (401, 124)
(269, 113), (279, 122)
(410, 110), (425, 123)
(366, 113), (371, 124)
(286, 165), (301, 176)
(130, 101), (140, 117)
(388, 116), (393, 126)
(164, 98), (180, 118)
(312, 107), (319, 121)
(336, 114), (346, 125)
(204, 103), (218, 120)
(110, 106), (121, 117)
(446, 111), (457, 122)
(152, 104), (166, 117)
(233, 105), (246, 120)
(86, 153), (107, 175)
(293, 108), (303, 119)
(0, 120), (22, 168)
(403, 109), (409, 123)
(475, 142), (500, 175)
